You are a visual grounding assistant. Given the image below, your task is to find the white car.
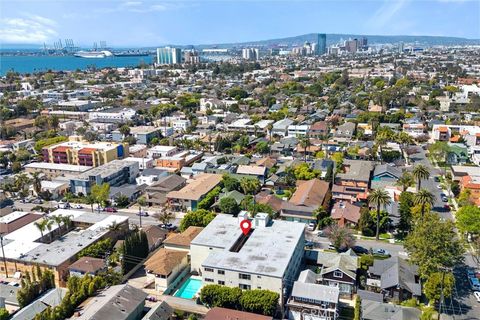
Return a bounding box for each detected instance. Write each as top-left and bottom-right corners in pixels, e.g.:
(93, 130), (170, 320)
(307, 222), (316, 231)
(474, 291), (480, 303)
(73, 204), (84, 209)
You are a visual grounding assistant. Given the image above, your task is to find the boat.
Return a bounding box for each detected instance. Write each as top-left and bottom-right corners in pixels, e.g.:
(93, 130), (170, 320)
(74, 50), (113, 58)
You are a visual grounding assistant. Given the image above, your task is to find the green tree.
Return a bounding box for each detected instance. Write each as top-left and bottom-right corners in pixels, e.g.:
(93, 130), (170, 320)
(368, 189), (392, 240)
(424, 271), (455, 303)
(428, 141), (449, 164)
(326, 224), (355, 251)
(179, 209), (216, 231)
(31, 172), (42, 195)
(358, 206), (375, 236)
(119, 124), (131, 137)
(0, 308), (8, 320)
(198, 186), (222, 210)
(240, 290), (279, 316)
(398, 191), (414, 233)
(293, 163), (320, 180)
(404, 213), (464, 277)
(240, 177), (261, 196)
(255, 141), (270, 155)
(219, 197), (240, 216)
(354, 296), (361, 320)
(12, 161), (22, 173)
(413, 189), (435, 219)
(34, 219), (53, 242)
(396, 172), (414, 192)
(91, 183), (110, 211)
(456, 205), (480, 235)
(412, 165), (430, 191)
(222, 174), (240, 192)
(121, 230), (149, 274)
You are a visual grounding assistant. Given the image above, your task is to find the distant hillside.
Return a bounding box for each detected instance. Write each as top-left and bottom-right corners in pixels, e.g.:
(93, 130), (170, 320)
(198, 33), (480, 49)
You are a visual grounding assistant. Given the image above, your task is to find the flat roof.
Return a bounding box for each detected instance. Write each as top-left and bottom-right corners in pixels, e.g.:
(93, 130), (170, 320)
(76, 160), (137, 180)
(195, 214), (305, 278)
(25, 162), (92, 173)
(3, 209), (128, 266)
(0, 211), (40, 224)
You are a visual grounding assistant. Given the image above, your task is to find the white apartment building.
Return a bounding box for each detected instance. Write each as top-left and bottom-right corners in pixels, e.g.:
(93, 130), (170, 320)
(288, 125), (310, 137)
(172, 119), (191, 131)
(147, 146), (179, 159)
(190, 213), (305, 297)
(88, 108), (136, 123)
(272, 119), (294, 137)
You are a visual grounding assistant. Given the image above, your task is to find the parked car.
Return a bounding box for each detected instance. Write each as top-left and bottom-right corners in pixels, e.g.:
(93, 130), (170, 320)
(317, 230), (325, 237)
(441, 196), (448, 202)
(467, 269), (476, 278)
(73, 204), (84, 209)
(469, 277), (480, 291)
(160, 224), (177, 231)
(57, 201), (70, 209)
(444, 204), (450, 210)
(474, 291), (480, 303)
(307, 222), (316, 231)
(352, 246), (369, 255)
(304, 241), (314, 249)
(373, 248), (391, 257)
(137, 211), (149, 217)
(434, 176), (441, 182)
(104, 207), (118, 213)
(146, 295), (157, 302)
(32, 199), (43, 204)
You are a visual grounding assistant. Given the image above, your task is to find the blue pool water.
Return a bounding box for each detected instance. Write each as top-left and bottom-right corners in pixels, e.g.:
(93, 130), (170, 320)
(174, 278), (202, 299)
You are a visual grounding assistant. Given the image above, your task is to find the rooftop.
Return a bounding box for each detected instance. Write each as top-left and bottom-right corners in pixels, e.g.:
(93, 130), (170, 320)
(25, 162), (92, 173)
(3, 210), (128, 266)
(167, 173), (222, 201)
(194, 214), (304, 278)
(144, 248), (188, 276)
(76, 160), (137, 181)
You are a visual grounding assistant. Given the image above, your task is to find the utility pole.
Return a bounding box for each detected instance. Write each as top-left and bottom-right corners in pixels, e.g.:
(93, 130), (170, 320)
(0, 234), (8, 279)
(438, 266), (452, 320)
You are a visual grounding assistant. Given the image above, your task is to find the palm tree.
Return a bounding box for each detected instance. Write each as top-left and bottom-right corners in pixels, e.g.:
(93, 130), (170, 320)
(299, 136), (310, 162)
(50, 215), (64, 236)
(375, 132), (389, 162)
(61, 215), (73, 232)
(34, 219), (52, 242)
(240, 177), (260, 196)
(137, 196), (147, 228)
(368, 189), (392, 240)
(31, 172), (42, 195)
(396, 132), (414, 165)
(154, 209), (175, 226)
(412, 164), (430, 191)
(396, 172), (414, 192)
(85, 194), (95, 213)
(414, 189), (435, 218)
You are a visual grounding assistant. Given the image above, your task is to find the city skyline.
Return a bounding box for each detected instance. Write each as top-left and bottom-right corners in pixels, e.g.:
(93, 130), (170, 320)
(0, 0), (479, 47)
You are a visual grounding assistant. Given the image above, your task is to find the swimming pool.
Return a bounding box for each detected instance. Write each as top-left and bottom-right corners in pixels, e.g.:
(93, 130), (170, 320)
(174, 277), (202, 299)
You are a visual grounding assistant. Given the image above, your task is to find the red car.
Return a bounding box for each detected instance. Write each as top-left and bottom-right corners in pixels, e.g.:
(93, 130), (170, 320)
(104, 207), (118, 213)
(444, 204), (450, 210)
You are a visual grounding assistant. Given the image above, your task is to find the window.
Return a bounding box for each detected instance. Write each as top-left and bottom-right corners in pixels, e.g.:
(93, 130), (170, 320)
(205, 278), (214, 283)
(239, 273), (251, 280)
(333, 271), (343, 278)
(239, 284), (251, 290)
(257, 275), (262, 279)
(218, 270), (225, 275)
(204, 268), (214, 272)
(218, 280), (225, 285)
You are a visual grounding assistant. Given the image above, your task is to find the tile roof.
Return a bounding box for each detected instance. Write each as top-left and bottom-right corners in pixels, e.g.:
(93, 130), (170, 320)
(163, 226), (203, 248)
(144, 248), (188, 276)
(68, 257), (105, 274)
(289, 179), (330, 207)
(167, 173), (222, 200)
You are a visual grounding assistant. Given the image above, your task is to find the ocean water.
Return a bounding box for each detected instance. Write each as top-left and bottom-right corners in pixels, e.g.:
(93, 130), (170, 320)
(0, 55), (155, 75)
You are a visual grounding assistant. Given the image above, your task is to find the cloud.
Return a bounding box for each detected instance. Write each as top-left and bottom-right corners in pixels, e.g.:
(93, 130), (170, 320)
(368, 0), (408, 28)
(0, 14), (58, 43)
(94, 0), (186, 14)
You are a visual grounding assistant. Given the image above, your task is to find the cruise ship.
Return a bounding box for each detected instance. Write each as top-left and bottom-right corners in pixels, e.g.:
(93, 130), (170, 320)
(73, 50), (113, 58)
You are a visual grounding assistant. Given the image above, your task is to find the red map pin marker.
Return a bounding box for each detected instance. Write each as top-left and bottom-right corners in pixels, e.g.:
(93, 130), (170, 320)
(240, 219), (252, 235)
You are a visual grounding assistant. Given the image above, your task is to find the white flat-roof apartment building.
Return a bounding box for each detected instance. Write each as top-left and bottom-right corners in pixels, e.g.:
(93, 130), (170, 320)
(288, 125), (310, 137)
(190, 212), (305, 299)
(147, 146), (179, 159)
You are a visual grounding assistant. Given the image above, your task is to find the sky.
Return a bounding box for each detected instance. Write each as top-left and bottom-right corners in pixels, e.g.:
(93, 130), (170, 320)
(0, 0), (479, 47)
